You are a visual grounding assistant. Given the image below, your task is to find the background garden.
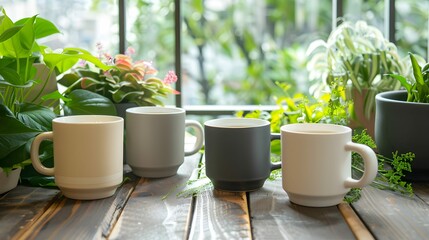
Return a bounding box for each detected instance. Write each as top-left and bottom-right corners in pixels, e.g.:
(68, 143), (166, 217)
(4, 0), (428, 109)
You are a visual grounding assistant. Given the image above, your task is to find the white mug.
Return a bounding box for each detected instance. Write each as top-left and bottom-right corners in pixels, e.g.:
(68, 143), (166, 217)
(281, 123), (378, 207)
(126, 107), (204, 178)
(30, 115), (124, 200)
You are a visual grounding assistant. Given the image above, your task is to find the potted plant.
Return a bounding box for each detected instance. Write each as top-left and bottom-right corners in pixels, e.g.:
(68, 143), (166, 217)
(0, 8), (116, 192)
(375, 52), (429, 181)
(57, 46), (179, 118)
(307, 20), (406, 137)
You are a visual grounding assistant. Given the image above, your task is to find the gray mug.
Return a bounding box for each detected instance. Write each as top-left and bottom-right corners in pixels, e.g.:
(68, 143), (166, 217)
(126, 107), (204, 178)
(204, 118), (281, 191)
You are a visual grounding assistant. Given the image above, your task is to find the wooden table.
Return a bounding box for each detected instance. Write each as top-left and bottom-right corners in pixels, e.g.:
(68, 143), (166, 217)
(1, 153), (429, 240)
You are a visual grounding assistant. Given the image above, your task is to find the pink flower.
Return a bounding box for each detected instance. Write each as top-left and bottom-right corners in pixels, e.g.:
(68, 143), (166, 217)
(163, 71), (178, 85)
(125, 47), (135, 56)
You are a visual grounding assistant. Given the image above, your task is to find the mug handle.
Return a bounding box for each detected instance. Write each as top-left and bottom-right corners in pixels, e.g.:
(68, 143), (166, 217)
(30, 132), (55, 176)
(184, 120), (204, 156)
(270, 133), (282, 171)
(344, 142), (378, 188)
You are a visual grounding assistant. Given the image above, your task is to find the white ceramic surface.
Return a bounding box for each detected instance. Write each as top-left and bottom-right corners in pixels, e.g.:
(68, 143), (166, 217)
(281, 123), (378, 207)
(30, 115), (124, 200)
(0, 168), (21, 194)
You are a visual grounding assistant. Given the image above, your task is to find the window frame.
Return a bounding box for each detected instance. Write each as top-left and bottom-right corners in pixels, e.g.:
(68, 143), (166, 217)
(117, 0), (409, 116)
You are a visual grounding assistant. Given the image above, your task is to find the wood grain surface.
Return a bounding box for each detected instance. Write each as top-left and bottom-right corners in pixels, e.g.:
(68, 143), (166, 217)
(0, 186), (60, 239)
(109, 153), (202, 240)
(413, 183), (429, 204)
(3, 159), (429, 240)
(188, 189), (251, 240)
(13, 173), (138, 240)
(249, 179), (356, 240)
(352, 185), (429, 240)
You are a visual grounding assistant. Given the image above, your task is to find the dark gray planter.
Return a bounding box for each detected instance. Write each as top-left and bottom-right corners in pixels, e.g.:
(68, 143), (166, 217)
(375, 90), (429, 181)
(114, 103), (138, 119)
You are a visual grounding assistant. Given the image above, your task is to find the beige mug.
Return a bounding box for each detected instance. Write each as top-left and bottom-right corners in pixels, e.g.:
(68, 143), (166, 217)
(30, 115), (124, 200)
(281, 123), (378, 207)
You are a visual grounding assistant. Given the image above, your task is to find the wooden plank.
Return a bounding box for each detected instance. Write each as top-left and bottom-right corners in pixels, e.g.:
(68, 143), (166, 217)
(186, 153), (252, 239)
(108, 153), (202, 240)
(14, 172), (138, 240)
(338, 203), (374, 240)
(352, 186), (429, 240)
(249, 179), (355, 240)
(0, 186), (60, 240)
(413, 183), (429, 204)
(188, 189), (251, 239)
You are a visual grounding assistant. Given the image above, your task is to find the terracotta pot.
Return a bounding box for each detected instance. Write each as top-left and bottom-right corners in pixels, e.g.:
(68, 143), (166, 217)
(348, 88), (376, 139)
(375, 90), (429, 181)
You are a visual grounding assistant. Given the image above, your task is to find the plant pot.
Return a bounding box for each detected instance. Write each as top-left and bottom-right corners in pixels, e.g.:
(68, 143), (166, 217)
(348, 88), (376, 139)
(375, 90), (429, 181)
(24, 63), (58, 107)
(0, 168), (21, 194)
(114, 103), (138, 119)
(114, 103), (139, 163)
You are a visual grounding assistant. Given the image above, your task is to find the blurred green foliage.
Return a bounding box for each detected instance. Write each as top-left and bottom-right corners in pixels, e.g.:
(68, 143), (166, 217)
(98, 0), (427, 106)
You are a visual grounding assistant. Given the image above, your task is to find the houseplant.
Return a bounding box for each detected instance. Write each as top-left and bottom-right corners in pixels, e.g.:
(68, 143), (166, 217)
(0, 9), (58, 193)
(57, 46), (179, 118)
(0, 8), (116, 191)
(306, 20), (406, 137)
(375, 52), (429, 181)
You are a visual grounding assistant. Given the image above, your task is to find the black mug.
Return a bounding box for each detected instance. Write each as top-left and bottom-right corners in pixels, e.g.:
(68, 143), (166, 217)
(204, 118), (281, 191)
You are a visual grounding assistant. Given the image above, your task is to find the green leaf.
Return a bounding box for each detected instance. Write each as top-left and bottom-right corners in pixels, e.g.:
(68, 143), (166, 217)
(409, 52), (424, 85)
(41, 90), (71, 102)
(0, 113), (41, 159)
(63, 89), (117, 115)
(0, 11), (15, 56)
(138, 97), (163, 106)
(57, 72), (81, 87)
(111, 88), (144, 103)
(0, 104), (14, 117)
(43, 47), (111, 74)
(0, 25), (22, 42)
(16, 15), (37, 54)
(389, 74), (411, 92)
(0, 144), (28, 169)
(19, 140), (55, 186)
(15, 17), (60, 39)
(16, 103), (56, 132)
(363, 89), (376, 119)
(0, 66), (21, 85)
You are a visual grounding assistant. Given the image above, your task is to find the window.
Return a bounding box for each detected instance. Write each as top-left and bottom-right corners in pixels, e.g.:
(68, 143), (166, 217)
(3, 0), (429, 116)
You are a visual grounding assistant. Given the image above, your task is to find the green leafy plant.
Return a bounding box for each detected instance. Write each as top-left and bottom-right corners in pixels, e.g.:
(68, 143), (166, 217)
(261, 91), (414, 203)
(176, 81), (414, 202)
(58, 46), (179, 107)
(0, 8), (116, 116)
(307, 20), (406, 119)
(0, 8), (115, 183)
(344, 130), (414, 203)
(390, 52), (429, 103)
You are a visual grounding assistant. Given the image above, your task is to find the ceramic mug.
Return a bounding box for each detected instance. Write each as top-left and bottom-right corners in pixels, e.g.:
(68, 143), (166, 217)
(204, 118), (281, 191)
(126, 106), (204, 178)
(281, 123), (378, 207)
(30, 115), (124, 200)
